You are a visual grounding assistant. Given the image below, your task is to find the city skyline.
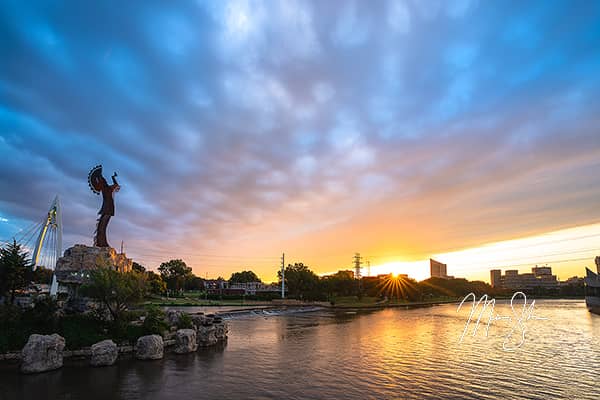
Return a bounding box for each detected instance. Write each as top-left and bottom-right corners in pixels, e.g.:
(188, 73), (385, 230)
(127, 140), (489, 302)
(2, 1), (600, 282)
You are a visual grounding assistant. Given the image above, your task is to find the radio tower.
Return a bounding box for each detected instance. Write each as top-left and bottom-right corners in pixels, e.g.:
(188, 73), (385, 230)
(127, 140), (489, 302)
(354, 253), (362, 292)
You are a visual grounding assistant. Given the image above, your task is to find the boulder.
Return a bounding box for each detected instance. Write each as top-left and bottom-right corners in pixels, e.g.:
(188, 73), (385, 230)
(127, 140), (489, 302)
(166, 310), (182, 326)
(90, 339), (118, 366)
(174, 329), (197, 354)
(21, 334), (65, 374)
(191, 314), (204, 329)
(197, 324), (218, 347)
(214, 322), (229, 341)
(135, 335), (164, 360)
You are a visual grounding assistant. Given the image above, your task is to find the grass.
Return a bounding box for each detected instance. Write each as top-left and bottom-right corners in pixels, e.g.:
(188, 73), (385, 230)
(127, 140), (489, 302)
(142, 294), (274, 307)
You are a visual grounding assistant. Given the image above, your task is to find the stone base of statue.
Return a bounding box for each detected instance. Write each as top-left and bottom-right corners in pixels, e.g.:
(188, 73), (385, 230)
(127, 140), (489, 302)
(54, 245), (133, 303)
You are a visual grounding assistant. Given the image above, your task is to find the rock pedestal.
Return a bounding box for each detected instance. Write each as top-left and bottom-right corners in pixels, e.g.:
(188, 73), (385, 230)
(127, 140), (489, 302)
(90, 339), (118, 366)
(55, 244), (133, 277)
(174, 329), (197, 354)
(53, 244), (133, 301)
(21, 334), (65, 374)
(135, 335), (164, 360)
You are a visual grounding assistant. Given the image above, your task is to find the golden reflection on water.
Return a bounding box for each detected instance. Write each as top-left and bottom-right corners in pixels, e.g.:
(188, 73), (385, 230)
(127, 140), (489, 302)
(5, 300), (600, 400)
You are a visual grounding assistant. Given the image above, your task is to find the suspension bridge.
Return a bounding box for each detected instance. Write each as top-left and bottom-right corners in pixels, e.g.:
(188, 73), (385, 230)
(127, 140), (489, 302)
(4, 196), (63, 296)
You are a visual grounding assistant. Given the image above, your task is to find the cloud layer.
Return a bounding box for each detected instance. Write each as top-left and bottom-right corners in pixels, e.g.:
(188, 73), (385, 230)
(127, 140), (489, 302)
(1, 1), (600, 279)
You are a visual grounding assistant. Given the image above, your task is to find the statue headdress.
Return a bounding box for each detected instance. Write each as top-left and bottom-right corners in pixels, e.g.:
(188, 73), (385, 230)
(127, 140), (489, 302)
(88, 165), (103, 195)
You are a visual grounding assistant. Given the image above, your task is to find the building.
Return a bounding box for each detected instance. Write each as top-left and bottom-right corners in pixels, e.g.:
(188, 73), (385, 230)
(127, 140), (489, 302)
(430, 259), (453, 279)
(490, 265), (559, 290)
(228, 281), (281, 295)
(205, 278), (230, 295)
(560, 276), (584, 287)
(490, 269), (502, 287)
(205, 279), (282, 295)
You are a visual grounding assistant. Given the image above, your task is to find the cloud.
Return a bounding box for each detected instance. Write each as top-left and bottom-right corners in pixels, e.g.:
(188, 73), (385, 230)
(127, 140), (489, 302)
(1, 1), (600, 280)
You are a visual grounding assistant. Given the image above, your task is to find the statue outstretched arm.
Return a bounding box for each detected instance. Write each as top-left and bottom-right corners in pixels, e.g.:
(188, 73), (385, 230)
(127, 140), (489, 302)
(111, 172), (120, 191)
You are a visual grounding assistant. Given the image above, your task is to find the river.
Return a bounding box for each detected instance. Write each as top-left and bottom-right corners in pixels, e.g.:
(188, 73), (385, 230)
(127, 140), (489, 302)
(2, 299), (600, 399)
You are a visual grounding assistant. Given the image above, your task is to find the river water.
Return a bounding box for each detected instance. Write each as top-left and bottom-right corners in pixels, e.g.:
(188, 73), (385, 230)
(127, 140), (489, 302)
(2, 299), (600, 399)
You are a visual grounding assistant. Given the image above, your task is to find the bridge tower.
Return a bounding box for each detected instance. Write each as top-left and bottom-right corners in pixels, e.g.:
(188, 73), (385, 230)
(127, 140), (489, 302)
(31, 196), (63, 296)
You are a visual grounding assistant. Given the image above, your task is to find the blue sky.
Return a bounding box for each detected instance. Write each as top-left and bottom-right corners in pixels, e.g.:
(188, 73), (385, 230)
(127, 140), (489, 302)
(1, 1), (600, 280)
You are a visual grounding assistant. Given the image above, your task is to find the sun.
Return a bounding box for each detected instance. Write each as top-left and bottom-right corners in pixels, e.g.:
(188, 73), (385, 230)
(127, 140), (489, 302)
(369, 260), (430, 281)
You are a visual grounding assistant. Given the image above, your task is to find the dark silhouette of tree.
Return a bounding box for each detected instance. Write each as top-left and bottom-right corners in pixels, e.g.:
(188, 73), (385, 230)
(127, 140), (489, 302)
(278, 263), (321, 300)
(184, 275), (204, 290)
(229, 270), (261, 283)
(146, 271), (167, 295)
(158, 259), (192, 293)
(0, 240), (32, 304)
(132, 261), (146, 273)
(32, 266), (54, 284)
(321, 270), (357, 297)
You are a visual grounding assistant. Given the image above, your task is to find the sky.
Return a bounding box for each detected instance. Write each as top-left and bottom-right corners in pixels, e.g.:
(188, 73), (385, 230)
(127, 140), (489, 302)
(1, 0), (600, 283)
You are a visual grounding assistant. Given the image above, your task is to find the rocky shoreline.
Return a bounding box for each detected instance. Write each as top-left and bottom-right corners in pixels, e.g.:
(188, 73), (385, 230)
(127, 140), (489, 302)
(0, 310), (228, 373)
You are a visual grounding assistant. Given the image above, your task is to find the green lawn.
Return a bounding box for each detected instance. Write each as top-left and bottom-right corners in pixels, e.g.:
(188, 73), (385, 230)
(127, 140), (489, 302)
(143, 294), (273, 307)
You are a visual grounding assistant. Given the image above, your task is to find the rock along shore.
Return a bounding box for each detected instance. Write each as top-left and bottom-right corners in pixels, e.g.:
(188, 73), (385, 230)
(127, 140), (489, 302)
(2, 311), (228, 374)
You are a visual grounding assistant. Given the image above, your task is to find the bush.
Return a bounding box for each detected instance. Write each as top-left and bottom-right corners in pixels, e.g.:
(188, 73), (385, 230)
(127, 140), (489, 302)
(23, 296), (59, 332)
(142, 306), (168, 336)
(58, 314), (108, 350)
(0, 298), (62, 352)
(124, 324), (146, 344)
(177, 312), (193, 329)
(0, 304), (27, 352)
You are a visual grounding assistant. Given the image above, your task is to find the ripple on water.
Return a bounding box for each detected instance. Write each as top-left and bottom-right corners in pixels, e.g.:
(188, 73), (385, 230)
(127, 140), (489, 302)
(2, 301), (600, 399)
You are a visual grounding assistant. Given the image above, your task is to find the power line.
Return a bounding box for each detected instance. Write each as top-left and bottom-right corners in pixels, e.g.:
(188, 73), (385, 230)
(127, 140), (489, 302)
(125, 247), (279, 260)
(363, 232), (600, 262)
(442, 247), (600, 271)
(491, 256), (595, 269)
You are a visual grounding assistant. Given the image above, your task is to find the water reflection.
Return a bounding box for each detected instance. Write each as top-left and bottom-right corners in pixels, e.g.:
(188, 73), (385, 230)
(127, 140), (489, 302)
(2, 300), (599, 400)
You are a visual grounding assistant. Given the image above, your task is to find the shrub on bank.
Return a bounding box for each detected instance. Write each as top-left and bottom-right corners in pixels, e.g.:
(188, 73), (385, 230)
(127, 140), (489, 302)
(142, 306), (168, 336)
(59, 314), (109, 350)
(0, 300), (171, 352)
(0, 298), (62, 352)
(177, 312), (193, 329)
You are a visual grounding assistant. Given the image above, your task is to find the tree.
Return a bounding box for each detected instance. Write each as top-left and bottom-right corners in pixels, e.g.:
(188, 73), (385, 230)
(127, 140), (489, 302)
(32, 266), (54, 284)
(184, 275), (204, 291)
(146, 271), (167, 295)
(132, 261), (146, 273)
(158, 259), (192, 293)
(229, 270), (261, 283)
(321, 270), (356, 297)
(0, 240), (32, 304)
(80, 269), (147, 325)
(278, 263), (320, 300)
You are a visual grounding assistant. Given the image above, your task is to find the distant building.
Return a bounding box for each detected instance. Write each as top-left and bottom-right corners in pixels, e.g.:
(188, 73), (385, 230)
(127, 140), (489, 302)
(490, 269), (502, 288)
(205, 278), (230, 295)
(430, 259), (453, 279)
(228, 281), (281, 295)
(490, 265), (559, 290)
(560, 276), (584, 287)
